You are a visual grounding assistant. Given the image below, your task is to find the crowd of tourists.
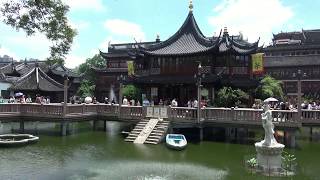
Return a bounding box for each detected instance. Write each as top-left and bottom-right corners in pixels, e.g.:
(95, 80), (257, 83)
(252, 100), (320, 110)
(6, 94), (50, 104)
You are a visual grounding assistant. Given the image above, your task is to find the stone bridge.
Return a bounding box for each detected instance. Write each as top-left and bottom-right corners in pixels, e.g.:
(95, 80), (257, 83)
(0, 103), (319, 128)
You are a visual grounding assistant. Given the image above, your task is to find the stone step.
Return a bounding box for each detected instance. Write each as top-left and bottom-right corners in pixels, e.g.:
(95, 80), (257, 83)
(154, 126), (168, 130)
(146, 137), (160, 141)
(158, 121), (170, 125)
(148, 135), (162, 138)
(125, 139), (134, 142)
(152, 130), (165, 133)
(138, 121), (148, 124)
(129, 133), (140, 136)
(132, 130), (142, 133)
(144, 140), (158, 145)
(124, 118), (169, 145)
(135, 124), (145, 127)
(150, 132), (163, 136)
(126, 136), (137, 139)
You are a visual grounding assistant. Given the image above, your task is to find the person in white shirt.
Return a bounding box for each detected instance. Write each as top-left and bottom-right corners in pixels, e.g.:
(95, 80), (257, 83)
(193, 99), (198, 108)
(122, 96), (128, 106)
(130, 99), (135, 106)
(142, 98), (150, 106)
(171, 98), (178, 107)
(187, 100), (192, 107)
(26, 96), (32, 103)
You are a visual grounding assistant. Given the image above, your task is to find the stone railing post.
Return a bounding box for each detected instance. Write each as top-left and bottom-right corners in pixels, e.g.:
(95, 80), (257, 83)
(231, 107), (235, 121)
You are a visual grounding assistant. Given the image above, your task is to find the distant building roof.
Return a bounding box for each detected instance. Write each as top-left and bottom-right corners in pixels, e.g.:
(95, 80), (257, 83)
(272, 29), (320, 46)
(0, 61), (80, 78)
(100, 41), (160, 59)
(10, 66), (64, 91)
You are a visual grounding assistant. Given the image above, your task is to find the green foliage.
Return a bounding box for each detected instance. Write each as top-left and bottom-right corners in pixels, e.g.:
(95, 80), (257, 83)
(303, 93), (319, 103)
(78, 55), (105, 82)
(216, 87), (249, 107)
(1, 0), (77, 62)
(46, 57), (64, 66)
(246, 157), (257, 168)
(122, 85), (141, 101)
(282, 151), (297, 173)
(76, 80), (95, 98)
(255, 75), (284, 100)
(76, 54), (105, 96)
(77, 54), (105, 82)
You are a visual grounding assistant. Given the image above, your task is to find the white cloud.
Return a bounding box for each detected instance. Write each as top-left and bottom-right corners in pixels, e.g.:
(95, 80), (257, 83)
(104, 19), (146, 42)
(208, 0), (293, 45)
(63, 0), (105, 11)
(0, 46), (19, 60)
(99, 36), (126, 53)
(65, 54), (86, 69)
(69, 21), (90, 31)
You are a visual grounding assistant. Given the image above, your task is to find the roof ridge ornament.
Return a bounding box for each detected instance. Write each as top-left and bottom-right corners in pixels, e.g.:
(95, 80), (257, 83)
(189, 0), (193, 12)
(223, 27), (228, 36)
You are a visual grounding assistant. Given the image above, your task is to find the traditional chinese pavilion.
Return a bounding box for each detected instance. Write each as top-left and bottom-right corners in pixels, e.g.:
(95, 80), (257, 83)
(98, 1), (261, 105)
(0, 60), (81, 102)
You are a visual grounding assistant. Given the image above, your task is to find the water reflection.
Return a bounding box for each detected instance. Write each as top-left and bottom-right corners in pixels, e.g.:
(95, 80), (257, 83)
(52, 161), (228, 180)
(0, 121), (3, 134)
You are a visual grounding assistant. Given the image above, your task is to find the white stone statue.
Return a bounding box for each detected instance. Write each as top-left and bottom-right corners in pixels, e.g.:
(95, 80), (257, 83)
(261, 104), (278, 146)
(255, 104), (285, 173)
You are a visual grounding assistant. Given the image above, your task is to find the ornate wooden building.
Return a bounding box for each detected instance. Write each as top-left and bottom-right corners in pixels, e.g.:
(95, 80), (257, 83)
(264, 29), (320, 100)
(98, 2), (261, 105)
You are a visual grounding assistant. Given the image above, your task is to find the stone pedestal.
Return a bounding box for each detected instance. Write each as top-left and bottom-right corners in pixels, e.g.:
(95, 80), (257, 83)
(255, 141), (285, 173)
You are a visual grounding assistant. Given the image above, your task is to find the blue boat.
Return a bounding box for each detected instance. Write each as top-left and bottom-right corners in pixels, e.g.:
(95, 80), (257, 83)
(166, 134), (187, 150)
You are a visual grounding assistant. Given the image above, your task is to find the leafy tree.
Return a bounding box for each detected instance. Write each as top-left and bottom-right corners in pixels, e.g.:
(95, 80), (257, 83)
(122, 85), (141, 101)
(76, 54), (105, 97)
(1, 0), (77, 63)
(76, 79), (95, 98)
(216, 87), (249, 107)
(77, 54), (105, 82)
(255, 75), (284, 100)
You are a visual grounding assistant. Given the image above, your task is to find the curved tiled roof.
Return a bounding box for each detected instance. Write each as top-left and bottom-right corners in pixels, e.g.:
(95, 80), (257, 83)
(11, 67), (64, 92)
(216, 31), (259, 54)
(140, 12), (216, 56)
(139, 12), (259, 56)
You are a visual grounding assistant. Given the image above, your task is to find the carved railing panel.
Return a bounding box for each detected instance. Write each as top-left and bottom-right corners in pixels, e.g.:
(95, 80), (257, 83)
(119, 106), (143, 119)
(0, 104), (21, 113)
(271, 110), (298, 124)
(301, 110), (320, 123)
(67, 105), (83, 114)
(97, 104), (119, 115)
(169, 107), (197, 122)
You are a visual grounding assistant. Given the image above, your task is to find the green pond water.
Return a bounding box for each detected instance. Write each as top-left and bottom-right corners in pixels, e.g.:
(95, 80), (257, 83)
(0, 121), (319, 180)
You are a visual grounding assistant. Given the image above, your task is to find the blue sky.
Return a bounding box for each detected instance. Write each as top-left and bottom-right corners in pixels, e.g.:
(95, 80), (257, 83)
(0, 0), (319, 68)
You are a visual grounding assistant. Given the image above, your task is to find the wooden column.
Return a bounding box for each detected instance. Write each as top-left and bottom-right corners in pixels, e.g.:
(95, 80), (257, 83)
(63, 76), (69, 117)
(297, 78), (302, 121)
(119, 82), (123, 117)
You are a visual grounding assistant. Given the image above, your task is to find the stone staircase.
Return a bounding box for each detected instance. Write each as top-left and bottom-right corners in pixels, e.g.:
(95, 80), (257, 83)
(124, 119), (170, 145)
